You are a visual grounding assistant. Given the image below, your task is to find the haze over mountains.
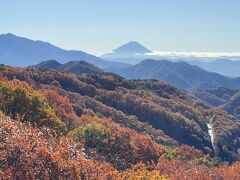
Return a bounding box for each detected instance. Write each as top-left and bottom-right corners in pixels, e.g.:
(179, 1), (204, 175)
(33, 59), (240, 91)
(1, 33), (240, 78)
(2, 0), (240, 177)
(1, 33), (240, 178)
(1, 33), (240, 91)
(101, 41), (152, 64)
(0, 33), (129, 69)
(110, 59), (240, 91)
(113, 41), (152, 54)
(189, 59), (240, 77)
(101, 41), (240, 77)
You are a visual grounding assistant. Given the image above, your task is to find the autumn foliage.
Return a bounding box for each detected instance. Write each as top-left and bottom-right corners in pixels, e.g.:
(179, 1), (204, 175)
(0, 114), (119, 179)
(0, 80), (67, 135)
(40, 89), (79, 129)
(0, 66), (240, 179)
(68, 115), (165, 170)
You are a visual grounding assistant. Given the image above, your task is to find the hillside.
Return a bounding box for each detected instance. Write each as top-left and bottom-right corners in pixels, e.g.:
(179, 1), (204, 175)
(0, 33), (129, 69)
(193, 88), (239, 107)
(1, 65), (240, 163)
(222, 92), (240, 118)
(194, 88), (240, 118)
(31, 60), (62, 69)
(32, 60), (103, 75)
(110, 59), (240, 91)
(1, 108), (240, 179)
(190, 59), (240, 77)
(0, 65), (240, 178)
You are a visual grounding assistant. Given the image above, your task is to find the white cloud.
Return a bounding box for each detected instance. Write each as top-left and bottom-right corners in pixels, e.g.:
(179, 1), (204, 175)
(145, 51), (240, 59)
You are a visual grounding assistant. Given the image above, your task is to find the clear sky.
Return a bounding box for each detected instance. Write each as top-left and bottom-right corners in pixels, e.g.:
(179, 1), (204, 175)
(1, 0), (240, 55)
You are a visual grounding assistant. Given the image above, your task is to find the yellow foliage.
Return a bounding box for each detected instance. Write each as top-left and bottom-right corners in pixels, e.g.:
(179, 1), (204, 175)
(122, 163), (167, 180)
(0, 79), (67, 135)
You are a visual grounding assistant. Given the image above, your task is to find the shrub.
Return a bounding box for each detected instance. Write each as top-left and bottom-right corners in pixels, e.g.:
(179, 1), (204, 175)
(0, 80), (67, 135)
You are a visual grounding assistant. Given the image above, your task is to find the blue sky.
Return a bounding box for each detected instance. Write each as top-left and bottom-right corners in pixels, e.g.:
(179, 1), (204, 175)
(1, 0), (240, 55)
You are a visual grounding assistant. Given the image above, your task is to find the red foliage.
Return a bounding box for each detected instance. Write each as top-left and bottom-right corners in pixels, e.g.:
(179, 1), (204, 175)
(69, 115), (166, 170)
(0, 65), (240, 179)
(40, 89), (79, 129)
(0, 115), (119, 179)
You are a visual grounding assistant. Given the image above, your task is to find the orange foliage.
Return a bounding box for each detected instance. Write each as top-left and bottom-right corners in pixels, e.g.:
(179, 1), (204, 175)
(0, 65), (240, 179)
(217, 163), (240, 179)
(40, 89), (79, 129)
(0, 115), (119, 179)
(69, 115), (166, 170)
(0, 79), (67, 135)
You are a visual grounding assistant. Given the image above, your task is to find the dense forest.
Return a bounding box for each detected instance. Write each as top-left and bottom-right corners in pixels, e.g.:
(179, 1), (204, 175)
(194, 88), (240, 118)
(0, 64), (240, 179)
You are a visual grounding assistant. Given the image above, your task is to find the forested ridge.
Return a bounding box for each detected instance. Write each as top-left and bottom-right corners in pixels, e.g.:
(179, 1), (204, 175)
(194, 87), (240, 118)
(0, 64), (240, 179)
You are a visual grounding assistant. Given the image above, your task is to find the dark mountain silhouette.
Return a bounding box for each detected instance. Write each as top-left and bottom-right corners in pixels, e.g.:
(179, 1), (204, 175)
(0, 33), (129, 69)
(31, 60), (103, 74)
(110, 59), (240, 91)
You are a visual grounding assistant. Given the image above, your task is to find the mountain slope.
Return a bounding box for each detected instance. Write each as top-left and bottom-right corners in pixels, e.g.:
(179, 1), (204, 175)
(0, 33), (129, 69)
(58, 61), (103, 74)
(1, 97), (240, 179)
(101, 41), (152, 64)
(113, 41), (152, 54)
(222, 91), (240, 118)
(189, 59), (240, 77)
(193, 88), (239, 107)
(194, 88), (240, 118)
(111, 59), (240, 91)
(31, 60), (62, 69)
(1, 64), (240, 163)
(32, 60), (103, 74)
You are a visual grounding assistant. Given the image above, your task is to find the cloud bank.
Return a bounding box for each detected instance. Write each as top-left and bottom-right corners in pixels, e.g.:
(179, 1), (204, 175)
(145, 51), (240, 59)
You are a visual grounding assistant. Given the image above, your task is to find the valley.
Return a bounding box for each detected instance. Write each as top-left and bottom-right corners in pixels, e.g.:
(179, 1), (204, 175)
(2, 0), (240, 178)
(0, 34), (240, 179)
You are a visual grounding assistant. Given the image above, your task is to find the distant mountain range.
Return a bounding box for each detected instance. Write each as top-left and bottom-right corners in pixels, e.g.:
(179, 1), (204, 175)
(109, 59), (240, 91)
(2, 34), (240, 177)
(31, 60), (103, 75)
(0, 33), (129, 69)
(189, 59), (240, 77)
(34, 59), (240, 91)
(2, 33), (240, 91)
(1, 33), (240, 77)
(101, 41), (240, 77)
